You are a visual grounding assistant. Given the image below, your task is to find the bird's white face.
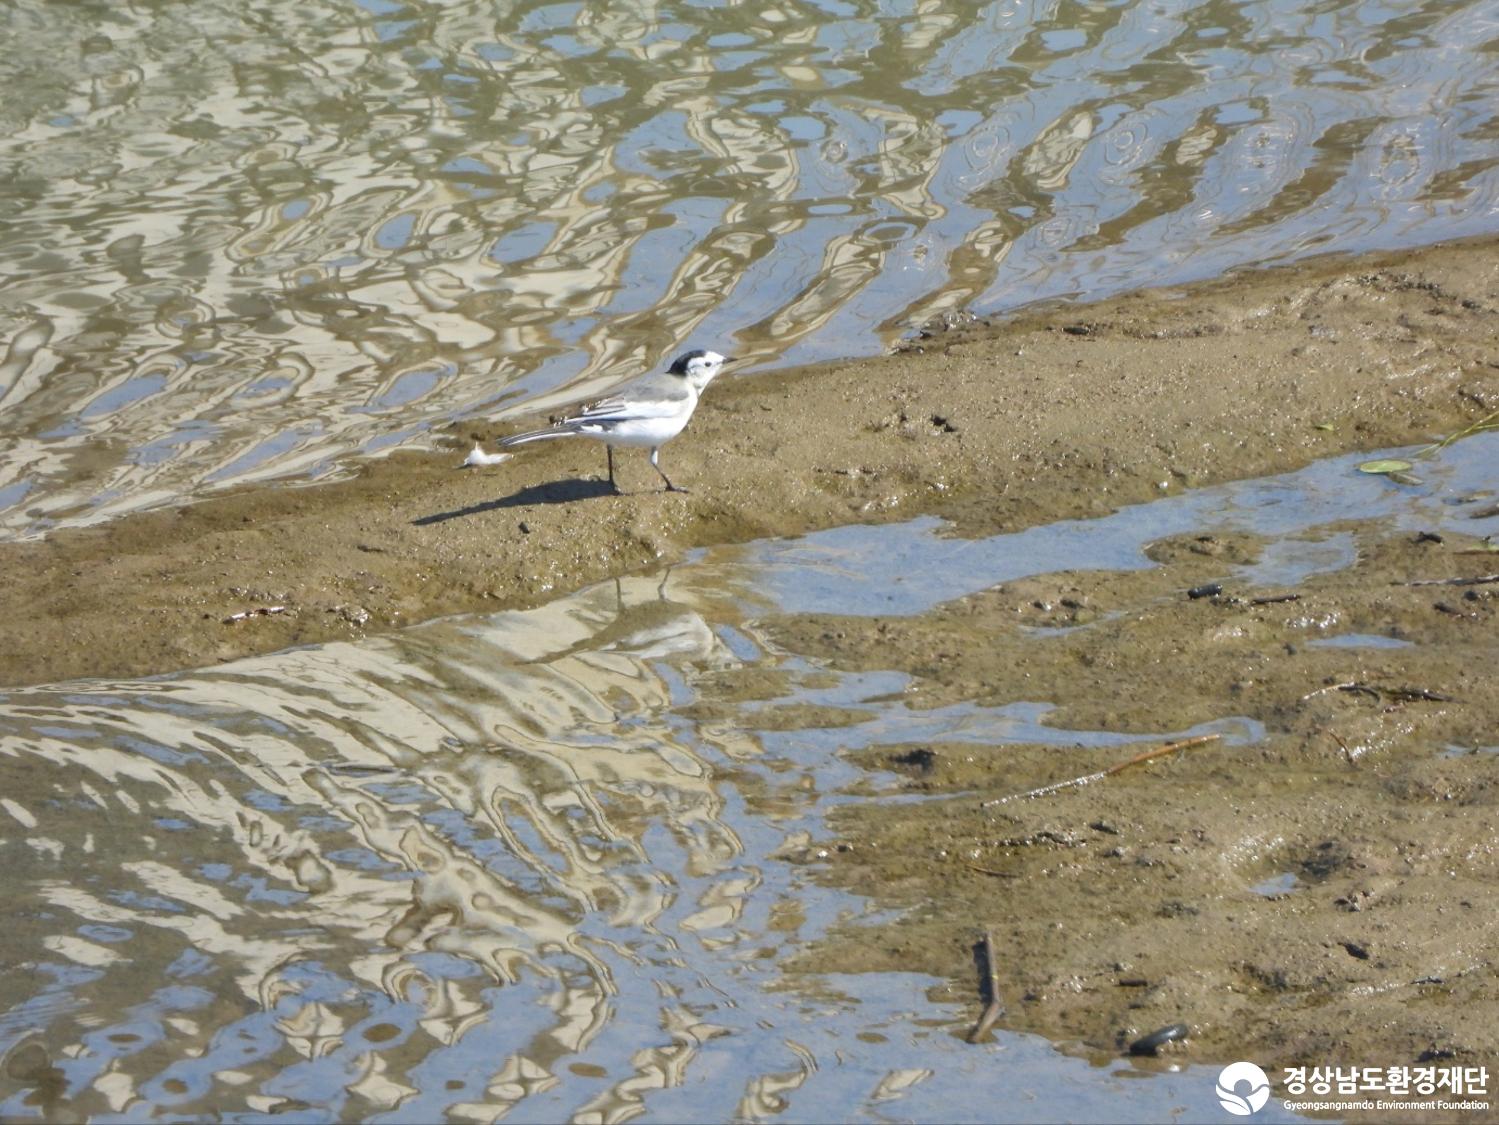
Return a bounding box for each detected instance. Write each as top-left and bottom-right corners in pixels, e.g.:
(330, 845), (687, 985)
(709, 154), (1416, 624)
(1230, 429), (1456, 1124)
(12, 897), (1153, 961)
(679, 350), (728, 390)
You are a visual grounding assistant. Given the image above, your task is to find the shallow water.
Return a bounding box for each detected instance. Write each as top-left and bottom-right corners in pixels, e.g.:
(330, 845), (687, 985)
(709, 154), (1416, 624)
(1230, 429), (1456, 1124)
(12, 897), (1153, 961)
(5, 0), (1499, 537)
(3, 434), (1494, 1122)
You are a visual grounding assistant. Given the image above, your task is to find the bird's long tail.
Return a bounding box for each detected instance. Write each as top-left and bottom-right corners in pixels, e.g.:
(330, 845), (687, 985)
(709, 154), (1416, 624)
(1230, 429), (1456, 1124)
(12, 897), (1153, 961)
(496, 425), (581, 449)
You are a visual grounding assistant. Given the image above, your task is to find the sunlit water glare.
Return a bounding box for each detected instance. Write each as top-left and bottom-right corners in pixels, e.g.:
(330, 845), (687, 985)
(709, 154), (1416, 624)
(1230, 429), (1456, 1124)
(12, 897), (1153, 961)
(4, 0), (1499, 535)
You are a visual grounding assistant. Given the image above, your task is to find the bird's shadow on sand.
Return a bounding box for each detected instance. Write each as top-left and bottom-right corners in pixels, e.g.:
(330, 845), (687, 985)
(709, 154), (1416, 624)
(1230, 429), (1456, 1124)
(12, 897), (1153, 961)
(413, 477), (617, 525)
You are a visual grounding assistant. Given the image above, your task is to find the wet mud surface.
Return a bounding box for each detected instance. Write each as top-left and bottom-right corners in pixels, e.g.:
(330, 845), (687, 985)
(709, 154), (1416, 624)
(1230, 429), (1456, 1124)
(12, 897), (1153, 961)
(769, 521), (1499, 1075)
(9, 236), (1499, 1082)
(5, 236), (1499, 688)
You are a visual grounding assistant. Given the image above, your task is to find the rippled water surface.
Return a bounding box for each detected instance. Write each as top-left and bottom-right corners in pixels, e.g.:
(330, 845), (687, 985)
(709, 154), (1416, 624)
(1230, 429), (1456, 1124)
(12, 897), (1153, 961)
(2, 434), (1496, 1122)
(4, 0), (1499, 535)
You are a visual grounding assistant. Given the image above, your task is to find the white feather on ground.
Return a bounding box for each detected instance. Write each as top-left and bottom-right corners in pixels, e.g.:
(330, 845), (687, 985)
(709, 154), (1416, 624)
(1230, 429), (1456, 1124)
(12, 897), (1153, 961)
(460, 444), (512, 468)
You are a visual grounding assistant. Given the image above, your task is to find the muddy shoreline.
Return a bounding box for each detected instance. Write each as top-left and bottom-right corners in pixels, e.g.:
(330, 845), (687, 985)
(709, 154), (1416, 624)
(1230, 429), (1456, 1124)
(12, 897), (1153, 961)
(6, 236), (1498, 688)
(774, 514), (1499, 1091)
(9, 235), (1499, 1089)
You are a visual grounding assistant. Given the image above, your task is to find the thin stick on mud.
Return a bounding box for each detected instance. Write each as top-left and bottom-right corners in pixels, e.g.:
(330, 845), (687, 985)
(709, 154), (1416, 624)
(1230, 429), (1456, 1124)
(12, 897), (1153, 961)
(1249, 593), (1301, 606)
(968, 930), (1005, 1044)
(965, 863), (1018, 878)
(1317, 725), (1357, 764)
(980, 734), (1220, 807)
(1399, 573), (1499, 587)
(1301, 680), (1379, 702)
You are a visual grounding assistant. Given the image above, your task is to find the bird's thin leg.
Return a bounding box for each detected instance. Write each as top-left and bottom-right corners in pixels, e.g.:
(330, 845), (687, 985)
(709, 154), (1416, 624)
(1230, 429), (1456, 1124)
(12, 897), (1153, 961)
(607, 445), (623, 494)
(651, 447), (688, 493)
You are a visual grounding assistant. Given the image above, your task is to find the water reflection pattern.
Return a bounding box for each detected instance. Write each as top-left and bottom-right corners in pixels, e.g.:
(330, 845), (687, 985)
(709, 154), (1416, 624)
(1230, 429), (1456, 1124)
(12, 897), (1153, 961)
(3, 0), (1499, 535)
(0, 575), (756, 1119)
(0, 556), (1253, 1121)
(8, 436), (1498, 1120)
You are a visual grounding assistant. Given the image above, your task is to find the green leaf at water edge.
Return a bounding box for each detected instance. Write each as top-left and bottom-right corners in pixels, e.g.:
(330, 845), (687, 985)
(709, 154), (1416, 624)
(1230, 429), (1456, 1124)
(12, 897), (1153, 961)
(1357, 459), (1414, 475)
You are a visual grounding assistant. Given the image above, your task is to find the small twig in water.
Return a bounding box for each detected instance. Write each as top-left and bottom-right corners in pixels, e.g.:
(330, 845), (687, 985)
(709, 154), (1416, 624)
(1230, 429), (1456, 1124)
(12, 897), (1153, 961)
(968, 930), (1006, 1044)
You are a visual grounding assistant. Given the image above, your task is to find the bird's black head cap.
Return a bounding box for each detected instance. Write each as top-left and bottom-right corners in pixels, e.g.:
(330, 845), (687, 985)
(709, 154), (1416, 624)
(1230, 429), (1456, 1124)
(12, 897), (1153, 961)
(667, 349), (713, 376)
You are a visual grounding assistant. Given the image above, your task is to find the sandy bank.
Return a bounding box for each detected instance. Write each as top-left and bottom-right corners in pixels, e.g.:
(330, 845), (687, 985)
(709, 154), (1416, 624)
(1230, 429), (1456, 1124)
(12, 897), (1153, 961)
(5, 236), (1497, 688)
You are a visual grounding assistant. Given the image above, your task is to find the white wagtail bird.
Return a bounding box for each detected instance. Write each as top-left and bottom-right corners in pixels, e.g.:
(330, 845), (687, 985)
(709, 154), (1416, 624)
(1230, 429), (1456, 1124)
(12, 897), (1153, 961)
(495, 349), (733, 494)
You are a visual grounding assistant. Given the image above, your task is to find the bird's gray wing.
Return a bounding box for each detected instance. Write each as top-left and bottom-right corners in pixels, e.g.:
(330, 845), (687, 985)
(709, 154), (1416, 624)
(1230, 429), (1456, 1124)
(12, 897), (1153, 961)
(567, 383), (685, 423)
